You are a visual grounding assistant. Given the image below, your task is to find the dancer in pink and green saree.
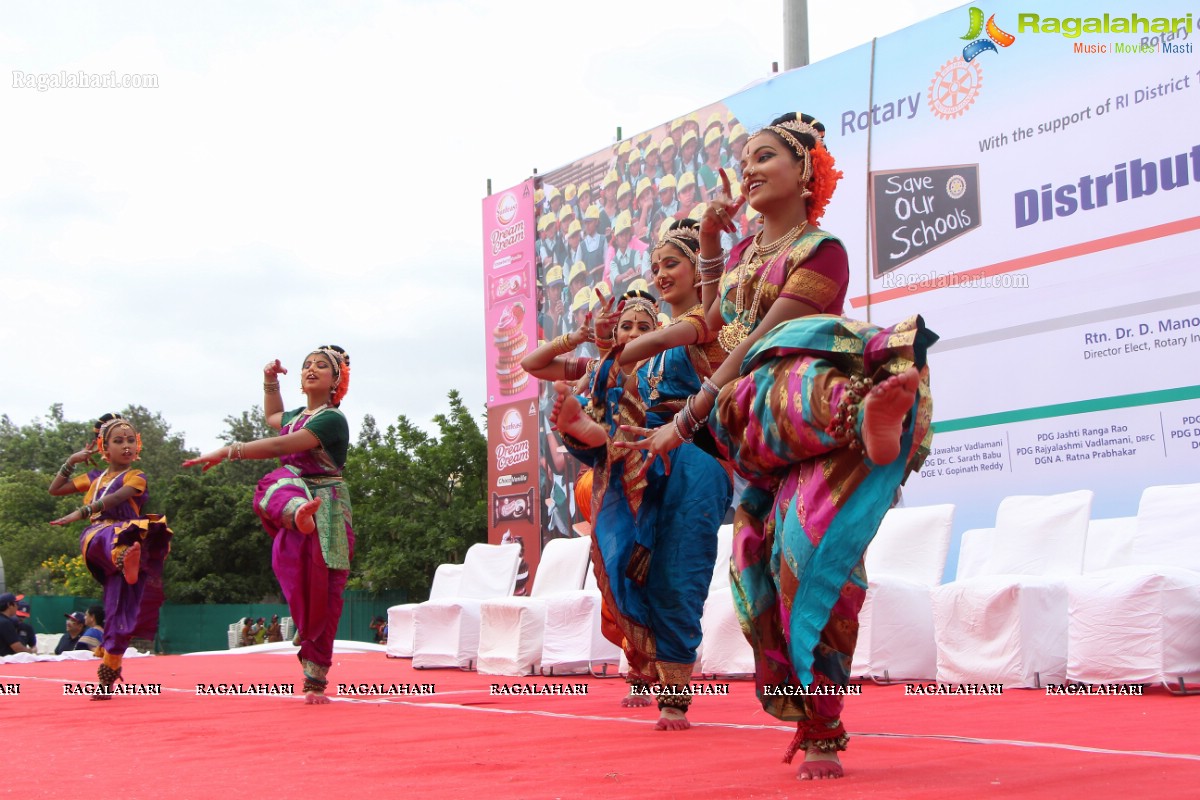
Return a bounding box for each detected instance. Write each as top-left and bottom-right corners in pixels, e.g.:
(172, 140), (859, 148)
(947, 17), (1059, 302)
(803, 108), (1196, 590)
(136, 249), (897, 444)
(186, 345), (353, 704)
(622, 113), (934, 780)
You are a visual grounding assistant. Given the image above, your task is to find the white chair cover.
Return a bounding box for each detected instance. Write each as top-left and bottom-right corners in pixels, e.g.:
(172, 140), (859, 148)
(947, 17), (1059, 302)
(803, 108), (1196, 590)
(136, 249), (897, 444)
(386, 563), (464, 658)
(699, 526), (755, 676)
(1067, 484), (1200, 685)
(540, 564), (621, 674)
(954, 528), (994, 581)
(476, 536), (592, 676)
(933, 490), (1093, 687)
(411, 542), (520, 669)
(852, 504), (954, 681)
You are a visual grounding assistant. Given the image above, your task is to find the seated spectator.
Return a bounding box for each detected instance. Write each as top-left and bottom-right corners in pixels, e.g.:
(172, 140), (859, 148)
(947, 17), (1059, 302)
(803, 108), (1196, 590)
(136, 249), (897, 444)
(369, 615), (387, 645)
(253, 617), (267, 645)
(0, 593), (33, 655)
(79, 606), (105, 654)
(56, 611), (88, 655)
(266, 614), (283, 643)
(240, 617), (255, 647)
(14, 596), (36, 651)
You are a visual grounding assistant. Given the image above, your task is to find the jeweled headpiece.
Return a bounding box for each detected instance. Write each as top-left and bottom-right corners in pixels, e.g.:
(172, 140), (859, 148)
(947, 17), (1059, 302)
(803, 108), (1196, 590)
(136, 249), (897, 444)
(621, 296), (660, 325)
(94, 413), (142, 460)
(757, 116), (825, 189)
(655, 230), (699, 265)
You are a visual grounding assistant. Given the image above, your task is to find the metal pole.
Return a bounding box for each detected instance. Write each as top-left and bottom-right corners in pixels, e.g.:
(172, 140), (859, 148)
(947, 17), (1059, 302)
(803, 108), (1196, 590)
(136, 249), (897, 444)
(783, 0), (810, 70)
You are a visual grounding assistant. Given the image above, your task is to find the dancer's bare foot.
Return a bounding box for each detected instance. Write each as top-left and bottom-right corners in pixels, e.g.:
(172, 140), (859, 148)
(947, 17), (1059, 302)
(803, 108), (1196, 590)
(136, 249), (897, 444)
(797, 751), (843, 780)
(552, 381), (606, 446)
(304, 691), (331, 705)
(655, 707), (691, 731)
(121, 542), (141, 585)
(861, 367), (919, 465)
(620, 687), (653, 708)
(295, 499), (322, 534)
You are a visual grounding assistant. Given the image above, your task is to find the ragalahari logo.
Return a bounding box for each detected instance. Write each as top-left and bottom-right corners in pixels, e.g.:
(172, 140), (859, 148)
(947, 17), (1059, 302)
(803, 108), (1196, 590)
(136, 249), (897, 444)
(928, 7), (1015, 119)
(960, 7), (1016, 61)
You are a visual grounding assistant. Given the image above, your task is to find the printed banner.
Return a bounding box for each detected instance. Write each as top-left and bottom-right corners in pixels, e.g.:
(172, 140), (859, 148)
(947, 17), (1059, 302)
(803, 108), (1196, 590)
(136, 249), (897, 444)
(485, 397), (541, 595)
(484, 0), (1200, 570)
(482, 180), (539, 406)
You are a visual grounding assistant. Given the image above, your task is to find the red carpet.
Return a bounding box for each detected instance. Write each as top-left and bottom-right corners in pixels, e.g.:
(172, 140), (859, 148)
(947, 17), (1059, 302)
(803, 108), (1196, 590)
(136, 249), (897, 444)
(6, 653), (1197, 799)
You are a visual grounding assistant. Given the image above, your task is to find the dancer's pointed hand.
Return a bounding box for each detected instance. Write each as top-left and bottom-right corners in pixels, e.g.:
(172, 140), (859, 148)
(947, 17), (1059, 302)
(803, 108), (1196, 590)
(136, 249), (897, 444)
(700, 168), (746, 235)
(615, 424), (680, 479)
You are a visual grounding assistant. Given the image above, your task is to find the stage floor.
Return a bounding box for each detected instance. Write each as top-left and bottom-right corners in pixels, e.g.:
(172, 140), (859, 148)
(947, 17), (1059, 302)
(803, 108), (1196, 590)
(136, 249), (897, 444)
(5, 649), (1197, 799)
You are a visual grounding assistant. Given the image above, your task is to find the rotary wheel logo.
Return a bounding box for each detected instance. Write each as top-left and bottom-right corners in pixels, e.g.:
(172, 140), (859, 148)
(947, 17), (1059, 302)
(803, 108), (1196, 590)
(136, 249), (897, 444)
(946, 174), (967, 199)
(928, 57), (983, 120)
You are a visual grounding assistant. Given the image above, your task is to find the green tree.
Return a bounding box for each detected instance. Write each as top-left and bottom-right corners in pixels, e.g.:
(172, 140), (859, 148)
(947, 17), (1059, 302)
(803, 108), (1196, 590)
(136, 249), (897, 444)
(158, 405), (281, 603)
(346, 391), (487, 596)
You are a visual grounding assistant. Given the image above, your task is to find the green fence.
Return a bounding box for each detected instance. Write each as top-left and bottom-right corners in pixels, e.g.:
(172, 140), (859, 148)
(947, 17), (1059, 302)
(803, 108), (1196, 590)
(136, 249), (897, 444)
(20, 589), (407, 654)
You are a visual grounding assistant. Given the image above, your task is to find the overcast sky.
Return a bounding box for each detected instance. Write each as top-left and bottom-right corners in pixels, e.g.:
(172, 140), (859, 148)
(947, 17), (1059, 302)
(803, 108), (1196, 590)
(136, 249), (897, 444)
(2, 0), (963, 452)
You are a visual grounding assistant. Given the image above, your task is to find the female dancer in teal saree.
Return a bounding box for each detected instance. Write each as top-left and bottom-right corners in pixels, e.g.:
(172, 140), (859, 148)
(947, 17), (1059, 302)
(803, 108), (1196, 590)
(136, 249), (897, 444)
(622, 113), (935, 779)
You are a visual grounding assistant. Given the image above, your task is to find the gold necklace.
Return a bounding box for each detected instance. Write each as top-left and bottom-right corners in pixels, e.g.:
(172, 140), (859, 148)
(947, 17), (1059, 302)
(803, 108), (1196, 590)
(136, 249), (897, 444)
(647, 303), (703, 400)
(717, 224), (806, 352)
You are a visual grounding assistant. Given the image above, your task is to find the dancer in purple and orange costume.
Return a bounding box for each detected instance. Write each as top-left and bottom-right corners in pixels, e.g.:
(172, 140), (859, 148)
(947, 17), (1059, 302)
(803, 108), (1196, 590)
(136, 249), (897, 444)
(49, 413), (173, 697)
(185, 345), (353, 704)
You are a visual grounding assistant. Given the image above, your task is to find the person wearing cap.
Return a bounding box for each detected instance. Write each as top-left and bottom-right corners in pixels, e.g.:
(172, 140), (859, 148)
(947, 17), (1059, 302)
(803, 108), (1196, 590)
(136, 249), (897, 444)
(668, 118), (685, 154)
(546, 186), (564, 217)
(556, 205), (576, 257)
(643, 139), (664, 181)
(606, 211), (648, 299)
(575, 182), (593, 221)
(624, 146), (644, 188)
(567, 286), (599, 359)
(539, 264), (567, 342)
(13, 596), (36, 651)
(551, 207), (573, 266)
(615, 181), (634, 229)
(656, 174), (679, 225)
(632, 177), (657, 244)
(659, 137), (679, 179)
(599, 169), (621, 235)
(56, 611), (90, 655)
(564, 219), (583, 268)
(679, 129), (703, 177)
(567, 260), (590, 301)
(728, 121), (749, 163)
(536, 213), (558, 269)
(698, 127), (728, 198)
(579, 205), (608, 279)
(676, 171), (700, 216)
(0, 593), (33, 655)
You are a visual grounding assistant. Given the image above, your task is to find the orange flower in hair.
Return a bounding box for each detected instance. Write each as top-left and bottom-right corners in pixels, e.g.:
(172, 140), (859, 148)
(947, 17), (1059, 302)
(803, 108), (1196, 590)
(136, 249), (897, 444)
(806, 142), (843, 227)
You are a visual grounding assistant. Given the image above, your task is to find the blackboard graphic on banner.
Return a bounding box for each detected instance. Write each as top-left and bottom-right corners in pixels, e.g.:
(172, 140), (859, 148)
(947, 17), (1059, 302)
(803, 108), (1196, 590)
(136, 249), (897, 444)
(870, 164), (982, 276)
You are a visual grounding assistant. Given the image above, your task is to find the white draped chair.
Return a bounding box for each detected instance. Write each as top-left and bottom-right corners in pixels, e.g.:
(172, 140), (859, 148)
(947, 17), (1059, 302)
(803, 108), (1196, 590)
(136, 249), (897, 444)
(386, 563), (464, 658)
(954, 527), (995, 581)
(932, 490), (1093, 688)
(476, 536), (593, 676)
(540, 556), (621, 675)
(698, 526), (754, 677)
(411, 542), (520, 669)
(852, 504), (955, 681)
(1067, 483), (1200, 690)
